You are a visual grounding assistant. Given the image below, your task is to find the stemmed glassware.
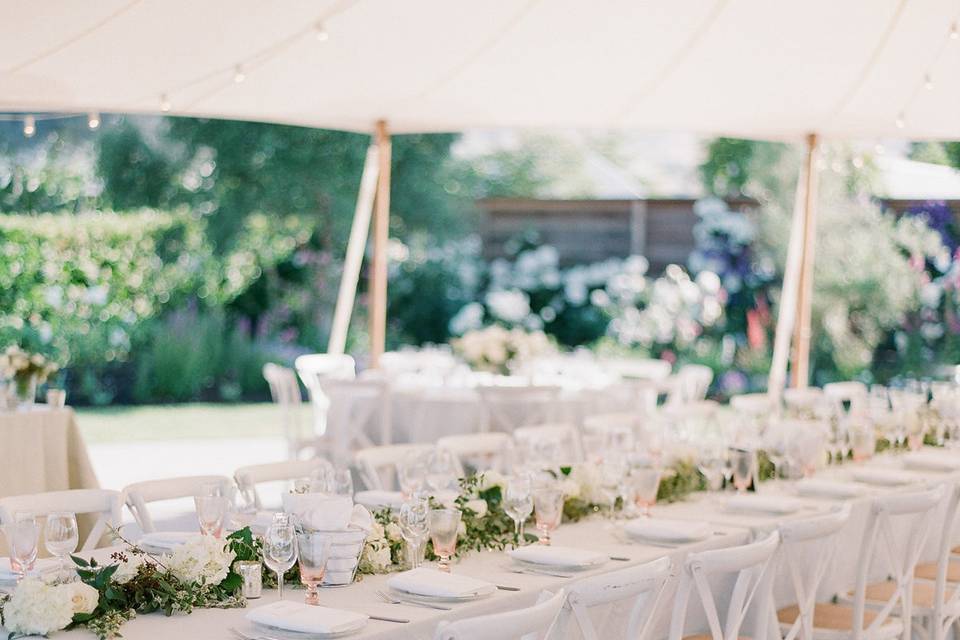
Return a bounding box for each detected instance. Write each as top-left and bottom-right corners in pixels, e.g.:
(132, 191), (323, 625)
(425, 448), (458, 494)
(45, 511), (79, 581)
(263, 520), (298, 600)
(427, 508), (461, 573)
(230, 486), (258, 530)
(532, 487), (564, 546)
(398, 497), (429, 568)
(696, 443), (726, 491)
(5, 513), (39, 583)
(628, 457), (661, 517)
(397, 451), (428, 498)
(503, 475), (533, 545)
(332, 468), (354, 497)
(729, 448), (756, 494)
(297, 532), (332, 606)
(195, 495), (229, 538)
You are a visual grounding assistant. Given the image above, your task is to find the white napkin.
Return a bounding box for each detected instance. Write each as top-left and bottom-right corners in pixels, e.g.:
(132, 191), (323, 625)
(0, 557), (59, 582)
(851, 468), (921, 486)
(903, 451), (960, 472)
(386, 568), (495, 598)
(246, 601), (368, 634)
(353, 490), (404, 510)
(138, 531), (197, 551)
(794, 479), (866, 499)
(283, 494), (354, 530)
(507, 545), (607, 568)
(624, 518), (711, 543)
(723, 494), (802, 515)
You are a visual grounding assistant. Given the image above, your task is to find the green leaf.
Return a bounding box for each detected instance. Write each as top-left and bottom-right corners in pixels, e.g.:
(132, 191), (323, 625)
(72, 555), (90, 567)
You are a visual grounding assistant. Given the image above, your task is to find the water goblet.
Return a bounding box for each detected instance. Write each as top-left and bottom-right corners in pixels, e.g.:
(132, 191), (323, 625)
(532, 488), (564, 546)
(297, 532), (332, 606)
(428, 508), (461, 573)
(332, 468), (354, 497)
(425, 449), (458, 494)
(399, 498), (429, 568)
(729, 448), (756, 494)
(194, 495), (229, 538)
(230, 485), (259, 530)
(44, 511), (78, 581)
(397, 451), (428, 498)
(629, 460), (661, 517)
(5, 513), (39, 583)
(263, 521), (298, 600)
(503, 476), (533, 546)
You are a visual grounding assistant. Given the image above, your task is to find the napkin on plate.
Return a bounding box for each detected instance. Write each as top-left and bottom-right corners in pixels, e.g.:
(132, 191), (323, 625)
(0, 557), (59, 582)
(386, 568), (495, 598)
(794, 479), (866, 499)
(246, 601), (368, 634)
(507, 545), (607, 568)
(723, 494), (803, 515)
(902, 451), (960, 472)
(353, 490), (405, 510)
(624, 518), (711, 543)
(851, 468), (921, 486)
(138, 531), (198, 551)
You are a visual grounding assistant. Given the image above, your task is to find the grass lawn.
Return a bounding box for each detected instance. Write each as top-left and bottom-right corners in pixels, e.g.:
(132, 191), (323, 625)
(75, 402), (283, 444)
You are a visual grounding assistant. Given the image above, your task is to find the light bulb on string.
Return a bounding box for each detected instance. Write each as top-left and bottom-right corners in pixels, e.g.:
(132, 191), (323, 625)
(160, 94), (172, 113)
(314, 21), (329, 41)
(895, 112), (906, 129)
(22, 115), (35, 138)
(924, 73), (934, 90)
(233, 65), (246, 84)
(87, 112), (101, 130)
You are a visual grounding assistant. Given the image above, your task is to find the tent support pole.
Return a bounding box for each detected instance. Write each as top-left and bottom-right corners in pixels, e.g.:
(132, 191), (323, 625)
(327, 144), (379, 355)
(790, 133), (820, 389)
(369, 119), (392, 368)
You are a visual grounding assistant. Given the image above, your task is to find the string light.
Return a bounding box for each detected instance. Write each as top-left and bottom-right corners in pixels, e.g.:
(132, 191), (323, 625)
(22, 115), (35, 138)
(233, 65), (246, 84)
(314, 21), (329, 41)
(87, 112), (101, 129)
(159, 94), (171, 112)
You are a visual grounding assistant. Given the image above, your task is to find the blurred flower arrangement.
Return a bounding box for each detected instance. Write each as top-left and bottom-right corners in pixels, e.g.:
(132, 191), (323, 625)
(451, 325), (554, 374)
(0, 345), (59, 406)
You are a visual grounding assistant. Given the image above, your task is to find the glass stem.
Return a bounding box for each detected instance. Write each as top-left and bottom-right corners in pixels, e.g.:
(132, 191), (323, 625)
(278, 572), (284, 600)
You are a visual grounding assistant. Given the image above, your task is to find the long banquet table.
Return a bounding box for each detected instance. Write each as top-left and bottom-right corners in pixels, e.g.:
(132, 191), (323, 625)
(12, 449), (960, 639)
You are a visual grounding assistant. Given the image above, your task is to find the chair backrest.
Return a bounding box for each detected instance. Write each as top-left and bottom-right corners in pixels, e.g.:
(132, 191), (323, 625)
(0, 489), (123, 551)
(234, 459), (335, 509)
(848, 485), (945, 640)
(263, 363), (306, 457)
(782, 387), (824, 409)
(823, 381), (868, 415)
(436, 432), (514, 475)
(354, 444), (436, 491)
(668, 531), (780, 640)
(582, 413), (637, 453)
(513, 423), (584, 465)
(730, 393), (774, 416)
(549, 556), (672, 640)
(601, 357), (672, 381)
(122, 475), (233, 533)
(929, 481), (960, 640)
(775, 505), (853, 640)
(434, 589), (565, 640)
(668, 364), (714, 405)
(321, 378), (392, 453)
(477, 385), (561, 433)
(295, 354), (357, 439)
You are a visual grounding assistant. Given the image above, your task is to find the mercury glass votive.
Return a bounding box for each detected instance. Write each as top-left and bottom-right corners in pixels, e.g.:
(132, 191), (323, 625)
(235, 561), (262, 599)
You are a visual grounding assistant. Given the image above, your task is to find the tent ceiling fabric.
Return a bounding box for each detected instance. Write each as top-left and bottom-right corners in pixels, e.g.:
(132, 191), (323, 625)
(2, 0), (959, 139)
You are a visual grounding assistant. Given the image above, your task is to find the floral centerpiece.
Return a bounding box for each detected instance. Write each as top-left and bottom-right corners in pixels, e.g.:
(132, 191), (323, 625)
(0, 346), (59, 407)
(451, 325), (554, 375)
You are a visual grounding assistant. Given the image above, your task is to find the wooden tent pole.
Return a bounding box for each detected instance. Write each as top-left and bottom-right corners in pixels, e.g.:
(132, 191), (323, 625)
(790, 133), (820, 388)
(369, 120), (391, 368)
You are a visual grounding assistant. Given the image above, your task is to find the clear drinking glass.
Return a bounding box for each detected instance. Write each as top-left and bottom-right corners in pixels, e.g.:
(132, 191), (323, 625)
(397, 451), (428, 498)
(44, 511), (79, 580)
(532, 488), (564, 546)
(6, 513), (39, 582)
(850, 421), (876, 461)
(425, 449), (458, 494)
(194, 495), (229, 537)
(263, 521), (298, 600)
(730, 448), (756, 494)
(231, 486), (259, 530)
(503, 476), (533, 546)
(399, 498), (429, 568)
(333, 468), (354, 497)
(427, 508), (461, 573)
(297, 532), (332, 606)
(629, 464), (661, 517)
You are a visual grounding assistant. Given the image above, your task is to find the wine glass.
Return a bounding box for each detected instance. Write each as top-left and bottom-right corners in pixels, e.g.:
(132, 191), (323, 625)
(5, 513), (39, 583)
(297, 532), (332, 606)
(503, 475), (533, 546)
(729, 448), (756, 494)
(45, 511), (79, 581)
(397, 450), (428, 498)
(599, 456), (626, 521)
(194, 495), (229, 537)
(425, 448), (458, 494)
(332, 468), (354, 497)
(230, 485), (258, 530)
(427, 508), (461, 573)
(399, 498), (429, 568)
(697, 446), (726, 491)
(532, 488), (564, 546)
(628, 459), (661, 517)
(263, 521), (298, 600)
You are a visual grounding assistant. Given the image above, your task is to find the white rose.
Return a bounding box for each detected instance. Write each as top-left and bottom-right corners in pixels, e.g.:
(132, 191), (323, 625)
(457, 521), (467, 537)
(464, 499), (488, 518)
(112, 558), (141, 585)
(478, 471), (505, 492)
(367, 522), (386, 542)
(2, 578), (75, 636)
(66, 582), (99, 615)
(385, 522), (403, 543)
(560, 478), (581, 499)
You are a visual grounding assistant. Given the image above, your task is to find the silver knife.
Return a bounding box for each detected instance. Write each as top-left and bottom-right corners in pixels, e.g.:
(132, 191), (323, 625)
(369, 615), (410, 623)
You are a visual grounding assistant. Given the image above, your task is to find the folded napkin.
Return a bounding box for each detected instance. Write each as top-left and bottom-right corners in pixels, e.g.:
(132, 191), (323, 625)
(794, 479), (866, 499)
(903, 451), (960, 472)
(507, 545), (607, 568)
(386, 568), (495, 598)
(0, 557), (59, 582)
(723, 494), (802, 515)
(624, 518), (710, 543)
(851, 468), (921, 486)
(138, 531), (198, 551)
(353, 490), (405, 510)
(283, 495), (372, 533)
(246, 601), (368, 634)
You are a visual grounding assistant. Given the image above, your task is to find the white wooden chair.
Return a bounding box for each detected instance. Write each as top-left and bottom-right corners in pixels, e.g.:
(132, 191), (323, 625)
(601, 379), (661, 415)
(778, 485), (945, 640)
(548, 555), (672, 640)
(0, 489), (122, 551)
(122, 475), (233, 534)
(294, 353), (357, 440)
(773, 505), (853, 640)
(730, 393), (774, 416)
(600, 356), (672, 382)
(666, 364), (714, 406)
(477, 385), (561, 433)
(823, 381), (869, 416)
(668, 531), (780, 640)
(436, 432), (514, 475)
(513, 423), (584, 466)
(354, 444), (437, 491)
(433, 589), (565, 640)
(783, 388), (826, 413)
(583, 412), (637, 449)
(234, 459), (335, 509)
(316, 378), (392, 456)
(263, 363), (309, 458)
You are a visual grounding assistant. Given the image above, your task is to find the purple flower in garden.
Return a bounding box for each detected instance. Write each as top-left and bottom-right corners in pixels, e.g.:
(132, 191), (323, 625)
(719, 370), (749, 395)
(906, 201), (957, 253)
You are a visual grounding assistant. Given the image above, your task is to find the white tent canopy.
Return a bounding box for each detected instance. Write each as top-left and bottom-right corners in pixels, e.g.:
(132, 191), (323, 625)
(3, 0), (960, 140)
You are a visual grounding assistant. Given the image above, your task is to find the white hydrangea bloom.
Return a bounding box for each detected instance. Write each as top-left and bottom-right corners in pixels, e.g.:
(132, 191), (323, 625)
(164, 535), (236, 585)
(2, 578), (75, 636)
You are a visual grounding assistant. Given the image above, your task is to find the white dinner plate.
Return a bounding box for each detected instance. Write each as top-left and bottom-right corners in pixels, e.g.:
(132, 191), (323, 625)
(623, 518), (711, 544)
(389, 584), (496, 603)
(794, 479), (866, 500)
(722, 494), (802, 515)
(250, 619), (366, 639)
(851, 468), (922, 487)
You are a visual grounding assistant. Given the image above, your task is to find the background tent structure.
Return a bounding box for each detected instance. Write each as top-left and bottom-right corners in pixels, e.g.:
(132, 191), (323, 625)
(3, 0), (958, 392)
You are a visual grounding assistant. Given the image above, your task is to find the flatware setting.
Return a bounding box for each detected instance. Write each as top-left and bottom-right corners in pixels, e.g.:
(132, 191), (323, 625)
(376, 589), (453, 610)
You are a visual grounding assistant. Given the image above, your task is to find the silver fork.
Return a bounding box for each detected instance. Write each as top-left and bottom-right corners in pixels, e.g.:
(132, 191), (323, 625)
(376, 589), (453, 611)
